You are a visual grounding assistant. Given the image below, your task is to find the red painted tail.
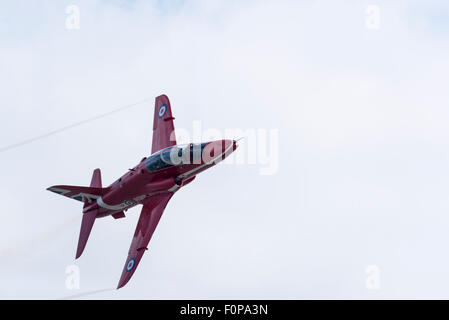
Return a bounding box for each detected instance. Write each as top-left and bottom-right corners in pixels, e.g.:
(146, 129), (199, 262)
(76, 168), (102, 259)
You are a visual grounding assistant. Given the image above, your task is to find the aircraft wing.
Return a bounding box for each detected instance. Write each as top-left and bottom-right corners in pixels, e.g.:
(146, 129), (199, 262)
(151, 94), (176, 154)
(117, 192), (173, 289)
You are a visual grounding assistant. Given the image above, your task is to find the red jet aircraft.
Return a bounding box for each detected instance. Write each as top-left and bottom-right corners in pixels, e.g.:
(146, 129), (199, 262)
(47, 95), (238, 288)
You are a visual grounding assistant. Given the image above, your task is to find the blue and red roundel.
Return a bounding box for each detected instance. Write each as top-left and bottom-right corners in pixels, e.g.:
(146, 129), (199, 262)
(126, 258), (135, 272)
(158, 104), (167, 118)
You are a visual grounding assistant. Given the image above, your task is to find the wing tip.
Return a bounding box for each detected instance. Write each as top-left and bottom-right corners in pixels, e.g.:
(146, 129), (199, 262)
(156, 93), (169, 100)
(116, 274), (131, 289)
(155, 94), (171, 107)
(47, 186), (63, 194)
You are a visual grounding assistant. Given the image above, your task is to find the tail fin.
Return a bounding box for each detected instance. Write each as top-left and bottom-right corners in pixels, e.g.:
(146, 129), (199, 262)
(83, 168), (102, 208)
(75, 168), (102, 259)
(89, 168), (102, 188)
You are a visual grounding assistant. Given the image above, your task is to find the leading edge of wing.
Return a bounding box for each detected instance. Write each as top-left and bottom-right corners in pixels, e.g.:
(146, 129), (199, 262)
(117, 193), (173, 289)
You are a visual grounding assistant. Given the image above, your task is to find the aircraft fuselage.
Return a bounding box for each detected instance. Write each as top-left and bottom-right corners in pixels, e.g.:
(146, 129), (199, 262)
(84, 139), (237, 217)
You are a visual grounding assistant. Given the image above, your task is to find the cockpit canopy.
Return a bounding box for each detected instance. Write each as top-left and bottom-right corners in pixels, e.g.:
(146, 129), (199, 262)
(145, 143), (207, 172)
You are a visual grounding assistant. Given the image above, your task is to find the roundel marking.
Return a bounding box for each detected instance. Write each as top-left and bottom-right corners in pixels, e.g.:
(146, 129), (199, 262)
(158, 104), (167, 118)
(124, 200), (135, 206)
(126, 258), (135, 272)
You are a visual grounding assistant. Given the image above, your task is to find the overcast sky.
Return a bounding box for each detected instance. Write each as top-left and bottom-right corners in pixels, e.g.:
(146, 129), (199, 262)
(1, 0), (449, 299)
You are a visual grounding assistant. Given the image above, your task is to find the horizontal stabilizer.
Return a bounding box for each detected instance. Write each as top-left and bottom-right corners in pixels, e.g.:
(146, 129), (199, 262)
(76, 209), (98, 259)
(47, 185), (106, 203)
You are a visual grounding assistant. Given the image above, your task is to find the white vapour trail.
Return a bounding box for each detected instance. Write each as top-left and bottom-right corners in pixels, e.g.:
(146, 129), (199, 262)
(58, 288), (116, 300)
(0, 214), (81, 259)
(0, 98), (151, 153)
